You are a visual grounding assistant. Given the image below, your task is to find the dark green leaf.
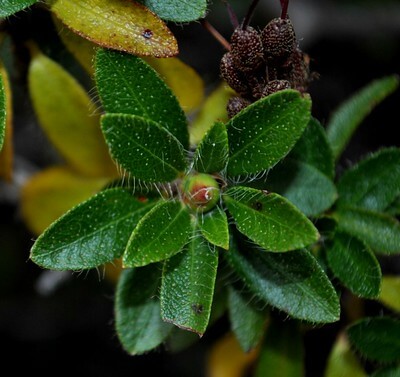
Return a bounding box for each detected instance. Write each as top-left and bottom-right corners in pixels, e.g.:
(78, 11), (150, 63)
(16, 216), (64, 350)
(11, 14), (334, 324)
(192, 121), (228, 174)
(95, 49), (188, 148)
(115, 265), (173, 355)
(371, 365), (400, 377)
(198, 207), (229, 250)
(123, 200), (191, 267)
(326, 232), (381, 298)
(347, 317), (400, 363)
(160, 232), (218, 335)
(0, 70), (5, 151)
(326, 75), (399, 160)
(30, 188), (157, 270)
(337, 148), (400, 211)
(228, 284), (267, 352)
(225, 241), (340, 323)
(223, 186), (319, 252)
(290, 117), (334, 178)
(255, 319), (304, 377)
(265, 159), (337, 217)
(385, 196), (400, 216)
(138, 0), (207, 22)
(101, 114), (186, 183)
(226, 90), (311, 176)
(336, 207), (400, 254)
(0, 0), (37, 18)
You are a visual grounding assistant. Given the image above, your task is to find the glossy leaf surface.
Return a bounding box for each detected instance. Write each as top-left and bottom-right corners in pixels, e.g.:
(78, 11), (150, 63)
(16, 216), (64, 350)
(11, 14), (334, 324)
(115, 265), (173, 354)
(123, 200), (191, 267)
(223, 186), (319, 252)
(198, 207), (229, 250)
(326, 232), (381, 298)
(161, 232), (218, 335)
(95, 49), (188, 148)
(0, 0), (37, 18)
(337, 148), (400, 211)
(101, 114), (187, 183)
(52, 0), (178, 57)
(227, 90), (311, 176)
(347, 317), (400, 363)
(192, 121), (228, 174)
(326, 75), (399, 160)
(30, 188), (156, 270)
(226, 243), (340, 323)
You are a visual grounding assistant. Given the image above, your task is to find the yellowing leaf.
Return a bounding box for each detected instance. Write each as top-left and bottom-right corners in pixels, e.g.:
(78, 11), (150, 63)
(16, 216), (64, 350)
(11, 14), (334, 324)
(0, 61), (13, 181)
(28, 49), (117, 178)
(379, 276), (400, 313)
(144, 57), (204, 113)
(51, 0), (178, 57)
(21, 166), (109, 235)
(207, 332), (259, 377)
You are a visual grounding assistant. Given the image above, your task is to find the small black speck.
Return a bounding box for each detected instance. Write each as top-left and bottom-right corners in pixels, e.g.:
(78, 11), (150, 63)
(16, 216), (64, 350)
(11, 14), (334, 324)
(252, 201), (263, 211)
(142, 29), (153, 39)
(191, 303), (204, 315)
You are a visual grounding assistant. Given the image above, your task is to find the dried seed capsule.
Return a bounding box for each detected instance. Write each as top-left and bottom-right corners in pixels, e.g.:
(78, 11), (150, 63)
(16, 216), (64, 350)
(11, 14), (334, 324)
(263, 79), (291, 96)
(230, 26), (264, 72)
(261, 17), (296, 61)
(220, 52), (251, 96)
(227, 96), (251, 118)
(283, 48), (312, 93)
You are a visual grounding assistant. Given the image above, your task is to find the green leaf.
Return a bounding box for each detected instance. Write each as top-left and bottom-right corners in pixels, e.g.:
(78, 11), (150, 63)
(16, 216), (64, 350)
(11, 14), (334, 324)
(290, 117), (334, 178)
(347, 317), (400, 363)
(370, 366), (400, 377)
(386, 196), (400, 216)
(123, 200), (191, 267)
(138, 0), (207, 22)
(264, 159), (337, 217)
(192, 121), (228, 174)
(101, 114), (187, 183)
(51, 0), (178, 57)
(28, 50), (116, 178)
(0, 69), (5, 151)
(335, 207), (400, 254)
(115, 265), (173, 355)
(226, 90), (311, 177)
(326, 75), (399, 160)
(198, 207), (229, 250)
(160, 232), (218, 335)
(228, 284), (267, 352)
(223, 186), (319, 252)
(379, 276), (400, 313)
(326, 232), (381, 298)
(0, 0), (37, 18)
(95, 49), (188, 148)
(30, 188), (157, 270)
(254, 319), (304, 377)
(324, 333), (366, 377)
(337, 148), (400, 211)
(225, 241), (340, 323)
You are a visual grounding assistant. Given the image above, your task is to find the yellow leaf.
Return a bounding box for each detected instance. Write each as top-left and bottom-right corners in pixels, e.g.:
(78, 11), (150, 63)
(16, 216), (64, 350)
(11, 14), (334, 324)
(207, 332), (259, 377)
(28, 48), (117, 178)
(0, 61), (13, 181)
(379, 275), (400, 313)
(144, 57), (204, 113)
(190, 83), (234, 146)
(324, 332), (366, 377)
(51, 0), (178, 57)
(20, 166), (109, 235)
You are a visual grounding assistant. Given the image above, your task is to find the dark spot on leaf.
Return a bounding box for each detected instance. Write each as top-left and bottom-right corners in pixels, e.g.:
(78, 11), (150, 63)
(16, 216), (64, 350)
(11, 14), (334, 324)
(191, 303), (204, 315)
(252, 201), (263, 211)
(142, 29), (153, 39)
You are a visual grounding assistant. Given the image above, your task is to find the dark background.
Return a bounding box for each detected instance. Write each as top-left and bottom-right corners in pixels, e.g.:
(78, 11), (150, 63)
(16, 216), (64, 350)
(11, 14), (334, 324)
(1, 0), (399, 375)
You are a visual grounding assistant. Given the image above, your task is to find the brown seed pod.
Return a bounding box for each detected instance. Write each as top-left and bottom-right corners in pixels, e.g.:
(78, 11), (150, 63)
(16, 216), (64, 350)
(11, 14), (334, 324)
(263, 79), (291, 96)
(261, 17), (296, 61)
(283, 48), (311, 93)
(227, 96), (251, 118)
(230, 26), (264, 72)
(220, 52), (251, 96)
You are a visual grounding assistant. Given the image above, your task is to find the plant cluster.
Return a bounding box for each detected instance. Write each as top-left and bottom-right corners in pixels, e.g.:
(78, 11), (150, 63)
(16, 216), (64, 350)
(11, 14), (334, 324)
(1, 0), (400, 376)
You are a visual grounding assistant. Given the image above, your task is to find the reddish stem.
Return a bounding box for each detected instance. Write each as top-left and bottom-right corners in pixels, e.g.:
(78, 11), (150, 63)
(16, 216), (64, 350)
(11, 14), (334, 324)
(200, 19), (231, 51)
(242, 0), (261, 29)
(221, 0), (239, 29)
(280, 0), (289, 19)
